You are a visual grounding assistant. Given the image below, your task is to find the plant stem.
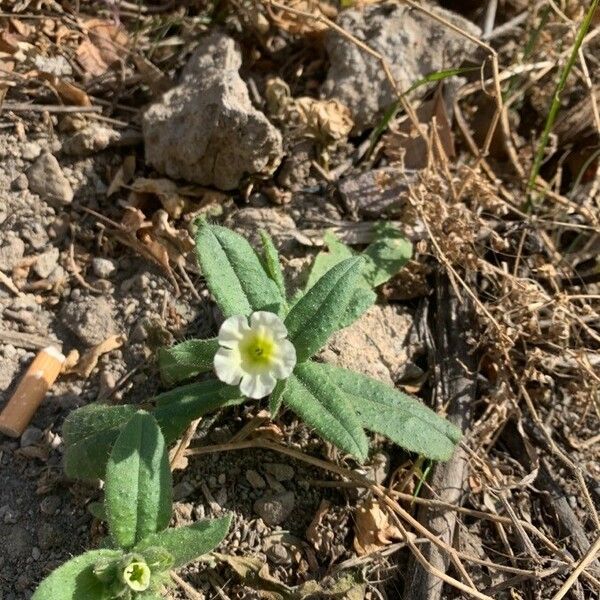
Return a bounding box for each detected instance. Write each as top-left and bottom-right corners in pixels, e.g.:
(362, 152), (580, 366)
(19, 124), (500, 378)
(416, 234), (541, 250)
(526, 0), (599, 209)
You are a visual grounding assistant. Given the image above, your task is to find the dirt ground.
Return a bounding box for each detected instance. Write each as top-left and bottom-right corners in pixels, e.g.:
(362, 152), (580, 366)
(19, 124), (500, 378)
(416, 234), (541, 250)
(1, 1), (599, 599)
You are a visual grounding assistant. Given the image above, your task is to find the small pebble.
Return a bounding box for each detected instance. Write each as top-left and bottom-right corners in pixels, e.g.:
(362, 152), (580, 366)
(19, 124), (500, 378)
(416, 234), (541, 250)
(264, 463), (295, 482)
(254, 491), (295, 526)
(173, 481), (195, 501)
(266, 543), (292, 565)
(246, 469), (266, 489)
(21, 141), (42, 160)
(39, 495), (61, 516)
(20, 426), (43, 448)
(92, 257), (116, 279)
(11, 174), (28, 191)
(33, 247), (59, 278)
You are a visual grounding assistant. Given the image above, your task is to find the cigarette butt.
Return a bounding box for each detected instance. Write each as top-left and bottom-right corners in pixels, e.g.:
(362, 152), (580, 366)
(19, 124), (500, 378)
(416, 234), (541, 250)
(0, 346), (65, 438)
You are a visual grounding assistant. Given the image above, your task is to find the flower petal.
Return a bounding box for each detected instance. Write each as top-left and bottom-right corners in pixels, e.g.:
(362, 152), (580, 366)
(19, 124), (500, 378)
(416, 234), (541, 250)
(271, 339), (297, 379)
(240, 372), (277, 399)
(250, 311), (288, 339)
(218, 315), (250, 349)
(214, 347), (243, 385)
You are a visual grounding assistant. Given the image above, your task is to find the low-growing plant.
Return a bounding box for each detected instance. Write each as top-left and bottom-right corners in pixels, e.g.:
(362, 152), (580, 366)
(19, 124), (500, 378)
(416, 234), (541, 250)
(63, 220), (460, 481)
(34, 410), (231, 599)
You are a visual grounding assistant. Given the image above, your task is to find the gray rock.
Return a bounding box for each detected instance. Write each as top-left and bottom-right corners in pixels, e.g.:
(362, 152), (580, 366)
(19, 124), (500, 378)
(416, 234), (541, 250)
(20, 426), (42, 448)
(62, 124), (120, 157)
(264, 463), (294, 482)
(33, 247), (59, 278)
(60, 296), (119, 346)
(91, 257), (116, 278)
(0, 235), (25, 272)
(254, 491), (295, 526)
(321, 305), (414, 385)
(225, 207), (297, 250)
(143, 32), (283, 190)
(26, 152), (73, 205)
(323, 2), (480, 131)
(339, 167), (416, 218)
(266, 543), (292, 565)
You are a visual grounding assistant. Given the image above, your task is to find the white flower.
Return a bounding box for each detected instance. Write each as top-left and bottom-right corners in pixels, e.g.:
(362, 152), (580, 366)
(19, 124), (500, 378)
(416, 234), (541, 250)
(214, 311), (297, 399)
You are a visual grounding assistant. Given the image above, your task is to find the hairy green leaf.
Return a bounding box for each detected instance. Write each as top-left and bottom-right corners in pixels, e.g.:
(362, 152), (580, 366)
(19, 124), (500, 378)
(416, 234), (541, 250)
(268, 379), (287, 418)
(153, 380), (244, 443)
(64, 382), (244, 481)
(259, 230), (287, 301)
(361, 224), (412, 287)
(32, 549), (121, 600)
(105, 411), (172, 548)
(285, 257), (363, 362)
(338, 287), (377, 330)
(196, 221), (284, 317)
(315, 363), (461, 460)
(158, 338), (219, 386)
(304, 228), (411, 330)
(282, 362), (368, 460)
(134, 516), (232, 569)
(305, 231), (354, 291)
(63, 404), (137, 480)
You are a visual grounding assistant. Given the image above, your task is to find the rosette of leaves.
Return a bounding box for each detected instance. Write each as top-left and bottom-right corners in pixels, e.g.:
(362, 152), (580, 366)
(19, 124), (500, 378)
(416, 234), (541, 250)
(63, 221), (460, 481)
(34, 411), (231, 600)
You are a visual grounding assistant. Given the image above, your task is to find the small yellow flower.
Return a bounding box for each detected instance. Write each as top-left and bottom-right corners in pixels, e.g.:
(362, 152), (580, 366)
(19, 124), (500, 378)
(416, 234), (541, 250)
(122, 561), (151, 592)
(214, 311), (296, 399)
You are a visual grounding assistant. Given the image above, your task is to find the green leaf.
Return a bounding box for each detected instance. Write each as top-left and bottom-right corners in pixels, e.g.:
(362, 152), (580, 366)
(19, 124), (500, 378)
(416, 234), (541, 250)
(305, 231), (354, 291)
(285, 257), (363, 362)
(63, 404), (137, 480)
(158, 338), (219, 386)
(338, 287), (377, 330)
(32, 549), (121, 600)
(105, 411), (172, 549)
(361, 224), (412, 287)
(134, 516), (232, 569)
(259, 230), (287, 301)
(195, 221), (284, 318)
(268, 379), (287, 418)
(314, 363), (461, 461)
(153, 379), (244, 443)
(303, 228), (411, 330)
(282, 362), (368, 460)
(64, 382), (244, 482)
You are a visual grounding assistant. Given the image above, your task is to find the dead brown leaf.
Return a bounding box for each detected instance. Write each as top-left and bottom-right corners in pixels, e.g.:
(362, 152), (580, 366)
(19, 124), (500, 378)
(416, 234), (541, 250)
(76, 39), (109, 78)
(296, 97), (354, 141)
(113, 207), (180, 294)
(88, 19), (128, 64)
(107, 155), (136, 197)
(306, 499), (332, 552)
(267, 0), (337, 35)
(130, 177), (190, 219)
(68, 334), (125, 378)
(353, 498), (403, 556)
(35, 71), (91, 106)
(383, 85), (455, 169)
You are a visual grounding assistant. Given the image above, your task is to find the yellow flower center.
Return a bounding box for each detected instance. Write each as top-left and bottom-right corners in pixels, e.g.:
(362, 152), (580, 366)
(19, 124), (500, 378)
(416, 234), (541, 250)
(240, 332), (276, 373)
